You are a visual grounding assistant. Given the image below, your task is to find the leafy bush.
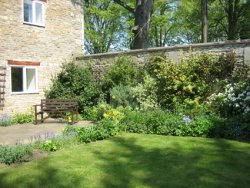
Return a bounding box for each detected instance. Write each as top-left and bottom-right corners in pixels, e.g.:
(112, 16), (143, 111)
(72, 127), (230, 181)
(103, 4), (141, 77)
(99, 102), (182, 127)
(39, 140), (60, 152)
(45, 62), (101, 113)
(0, 113), (33, 126)
(208, 81), (250, 117)
(0, 114), (12, 127)
(91, 103), (112, 121)
(67, 119), (121, 143)
(145, 53), (236, 108)
(103, 108), (125, 124)
(132, 74), (159, 110)
(0, 145), (32, 165)
(11, 113), (34, 124)
(103, 56), (139, 87)
(205, 56), (250, 117)
(121, 109), (221, 137)
(101, 56), (140, 103)
(208, 113), (250, 140)
(82, 106), (96, 120)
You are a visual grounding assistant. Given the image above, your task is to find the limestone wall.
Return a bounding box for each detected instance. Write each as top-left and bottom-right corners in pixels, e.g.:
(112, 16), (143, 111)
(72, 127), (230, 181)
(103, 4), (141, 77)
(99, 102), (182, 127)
(0, 0), (83, 114)
(76, 40), (250, 80)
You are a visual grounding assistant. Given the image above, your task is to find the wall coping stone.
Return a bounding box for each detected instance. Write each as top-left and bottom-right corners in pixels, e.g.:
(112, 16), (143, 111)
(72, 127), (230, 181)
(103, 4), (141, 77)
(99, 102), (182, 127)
(76, 39), (250, 60)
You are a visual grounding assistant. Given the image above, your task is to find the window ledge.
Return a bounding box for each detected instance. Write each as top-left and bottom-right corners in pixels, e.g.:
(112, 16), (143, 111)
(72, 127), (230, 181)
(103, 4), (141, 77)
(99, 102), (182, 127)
(23, 22), (45, 28)
(11, 91), (40, 95)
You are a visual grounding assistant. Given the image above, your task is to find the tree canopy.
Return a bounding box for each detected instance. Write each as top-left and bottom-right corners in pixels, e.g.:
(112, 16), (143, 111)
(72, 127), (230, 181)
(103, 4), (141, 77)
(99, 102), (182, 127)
(83, 0), (250, 54)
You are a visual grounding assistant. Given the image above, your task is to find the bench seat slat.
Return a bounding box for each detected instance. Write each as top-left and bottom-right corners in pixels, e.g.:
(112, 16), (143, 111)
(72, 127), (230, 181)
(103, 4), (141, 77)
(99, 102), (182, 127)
(41, 105), (77, 108)
(41, 102), (77, 104)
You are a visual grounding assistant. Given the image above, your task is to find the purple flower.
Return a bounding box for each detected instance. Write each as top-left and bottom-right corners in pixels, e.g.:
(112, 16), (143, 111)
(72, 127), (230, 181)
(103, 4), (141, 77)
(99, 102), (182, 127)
(183, 115), (191, 125)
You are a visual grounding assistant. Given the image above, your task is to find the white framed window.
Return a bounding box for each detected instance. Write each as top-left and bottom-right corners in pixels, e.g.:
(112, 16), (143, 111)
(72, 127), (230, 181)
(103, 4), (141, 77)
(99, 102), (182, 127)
(23, 0), (45, 26)
(11, 66), (38, 94)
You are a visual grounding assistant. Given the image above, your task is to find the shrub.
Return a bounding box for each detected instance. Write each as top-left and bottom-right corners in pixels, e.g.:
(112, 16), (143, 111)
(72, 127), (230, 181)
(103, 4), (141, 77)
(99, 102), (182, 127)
(146, 56), (180, 107)
(121, 109), (221, 137)
(208, 113), (250, 140)
(132, 74), (159, 111)
(103, 56), (139, 87)
(73, 119), (121, 143)
(208, 80), (250, 117)
(82, 106), (96, 120)
(0, 114), (12, 127)
(102, 56), (140, 103)
(11, 113), (34, 124)
(91, 103), (112, 121)
(110, 84), (137, 108)
(145, 53), (236, 109)
(103, 108), (125, 124)
(45, 62), (101, 113)
(0, 145), (32, 165)
(39, 140), (60, 152)
(0, 111), (34, 126)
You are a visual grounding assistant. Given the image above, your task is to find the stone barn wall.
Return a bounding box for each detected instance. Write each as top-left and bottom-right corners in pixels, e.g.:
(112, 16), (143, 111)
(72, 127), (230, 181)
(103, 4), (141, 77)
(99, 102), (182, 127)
(0, 0), (83, 114)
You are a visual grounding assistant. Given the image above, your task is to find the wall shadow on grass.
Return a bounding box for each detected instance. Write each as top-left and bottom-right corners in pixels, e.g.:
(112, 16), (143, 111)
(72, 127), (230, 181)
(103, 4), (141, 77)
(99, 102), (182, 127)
(0, 134), (250, 187)
(93, 135), (250, 188)
(0, 157), (83, 188)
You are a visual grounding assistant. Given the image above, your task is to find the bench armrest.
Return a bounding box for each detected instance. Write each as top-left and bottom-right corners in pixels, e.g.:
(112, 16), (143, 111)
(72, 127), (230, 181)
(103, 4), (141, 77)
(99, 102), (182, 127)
(34, 104), (42, 112)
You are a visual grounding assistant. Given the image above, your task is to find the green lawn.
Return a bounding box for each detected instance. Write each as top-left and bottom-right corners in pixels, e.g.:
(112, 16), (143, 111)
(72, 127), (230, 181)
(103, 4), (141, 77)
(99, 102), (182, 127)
(0, 133), (250, 188)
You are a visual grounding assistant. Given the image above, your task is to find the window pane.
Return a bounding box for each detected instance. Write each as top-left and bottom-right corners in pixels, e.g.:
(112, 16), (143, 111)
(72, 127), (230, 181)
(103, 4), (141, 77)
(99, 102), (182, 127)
(24, 0), (32, 23)
(35, 3), (43, 25)
(11, 67), (23, 92)
(26, 68), (36, 91)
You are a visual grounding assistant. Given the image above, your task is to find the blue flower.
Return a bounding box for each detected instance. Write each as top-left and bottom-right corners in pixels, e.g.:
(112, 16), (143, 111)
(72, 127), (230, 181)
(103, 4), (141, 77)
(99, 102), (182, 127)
(234, 126), (243, 135)
(183, 115), (191, 125)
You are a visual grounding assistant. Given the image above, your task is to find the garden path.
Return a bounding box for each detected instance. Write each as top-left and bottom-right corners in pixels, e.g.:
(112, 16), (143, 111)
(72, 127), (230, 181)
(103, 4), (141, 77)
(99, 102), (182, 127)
(0, 119), (95, 145)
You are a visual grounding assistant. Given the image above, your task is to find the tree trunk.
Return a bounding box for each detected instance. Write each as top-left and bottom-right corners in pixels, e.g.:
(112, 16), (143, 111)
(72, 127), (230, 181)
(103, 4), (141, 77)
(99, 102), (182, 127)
(132, 0), (154, 49)
(201, 0), (208, 43)
(227, 0), (239, 40)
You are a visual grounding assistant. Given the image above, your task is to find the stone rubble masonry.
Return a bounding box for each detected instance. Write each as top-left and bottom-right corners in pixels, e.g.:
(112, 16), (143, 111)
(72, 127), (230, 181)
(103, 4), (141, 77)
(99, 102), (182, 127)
(0, 0), (83, 114)
(76, 40), (250, 81)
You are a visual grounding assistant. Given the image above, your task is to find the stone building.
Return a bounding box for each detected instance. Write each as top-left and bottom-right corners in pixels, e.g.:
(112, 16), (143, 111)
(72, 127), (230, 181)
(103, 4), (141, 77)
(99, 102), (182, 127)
(0, 0), (83, 114)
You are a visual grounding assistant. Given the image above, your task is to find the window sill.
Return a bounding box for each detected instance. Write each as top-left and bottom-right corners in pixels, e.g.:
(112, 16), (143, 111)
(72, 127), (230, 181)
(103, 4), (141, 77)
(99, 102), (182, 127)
(11, 91), (40, 95)
(23, 22), (45, 28)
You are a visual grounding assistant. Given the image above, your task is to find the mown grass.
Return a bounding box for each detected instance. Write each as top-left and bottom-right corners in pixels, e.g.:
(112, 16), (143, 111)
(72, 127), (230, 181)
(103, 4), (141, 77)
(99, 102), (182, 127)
(0, 133), (250, 188)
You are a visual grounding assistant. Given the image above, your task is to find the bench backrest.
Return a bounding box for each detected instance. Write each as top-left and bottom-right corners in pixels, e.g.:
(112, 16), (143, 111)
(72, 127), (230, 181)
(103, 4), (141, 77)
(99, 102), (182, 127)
(41, 99), (78, 112)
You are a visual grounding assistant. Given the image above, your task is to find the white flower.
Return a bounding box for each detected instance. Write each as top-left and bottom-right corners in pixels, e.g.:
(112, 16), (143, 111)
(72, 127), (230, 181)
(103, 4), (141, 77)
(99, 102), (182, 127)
(238, 93), (244, 98)
(244, 107), (250, 113)
(245, 96), (250, 101)
(229, 87), (234, 92)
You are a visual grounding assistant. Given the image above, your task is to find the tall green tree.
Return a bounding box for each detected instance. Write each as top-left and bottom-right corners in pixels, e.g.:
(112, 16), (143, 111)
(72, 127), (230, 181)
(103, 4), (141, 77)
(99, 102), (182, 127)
(148, 0), (177, 47)
(215, 0), (249, 40)
(240, 0), (250, 39)
(175, 0), (201, 43)
(84, 0), (124, 54)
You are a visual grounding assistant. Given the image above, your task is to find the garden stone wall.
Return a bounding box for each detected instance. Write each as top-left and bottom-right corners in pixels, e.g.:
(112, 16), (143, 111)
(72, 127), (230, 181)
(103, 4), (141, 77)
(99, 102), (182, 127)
(76, 40), (250, 79)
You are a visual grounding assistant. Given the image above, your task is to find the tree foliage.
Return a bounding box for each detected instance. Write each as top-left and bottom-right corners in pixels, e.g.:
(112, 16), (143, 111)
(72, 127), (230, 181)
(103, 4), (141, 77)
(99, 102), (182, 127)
(84, 0), (125, 54)
(84, 0), (250, 53)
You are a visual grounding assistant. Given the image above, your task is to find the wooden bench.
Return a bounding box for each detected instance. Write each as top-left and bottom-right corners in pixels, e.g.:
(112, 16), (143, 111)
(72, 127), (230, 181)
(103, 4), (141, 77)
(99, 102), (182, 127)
(34, 99), (78, 125)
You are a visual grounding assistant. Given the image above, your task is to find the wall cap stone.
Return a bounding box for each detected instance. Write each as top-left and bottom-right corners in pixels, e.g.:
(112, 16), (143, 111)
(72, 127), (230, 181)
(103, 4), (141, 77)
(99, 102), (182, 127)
(77, 39), (250, 60)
